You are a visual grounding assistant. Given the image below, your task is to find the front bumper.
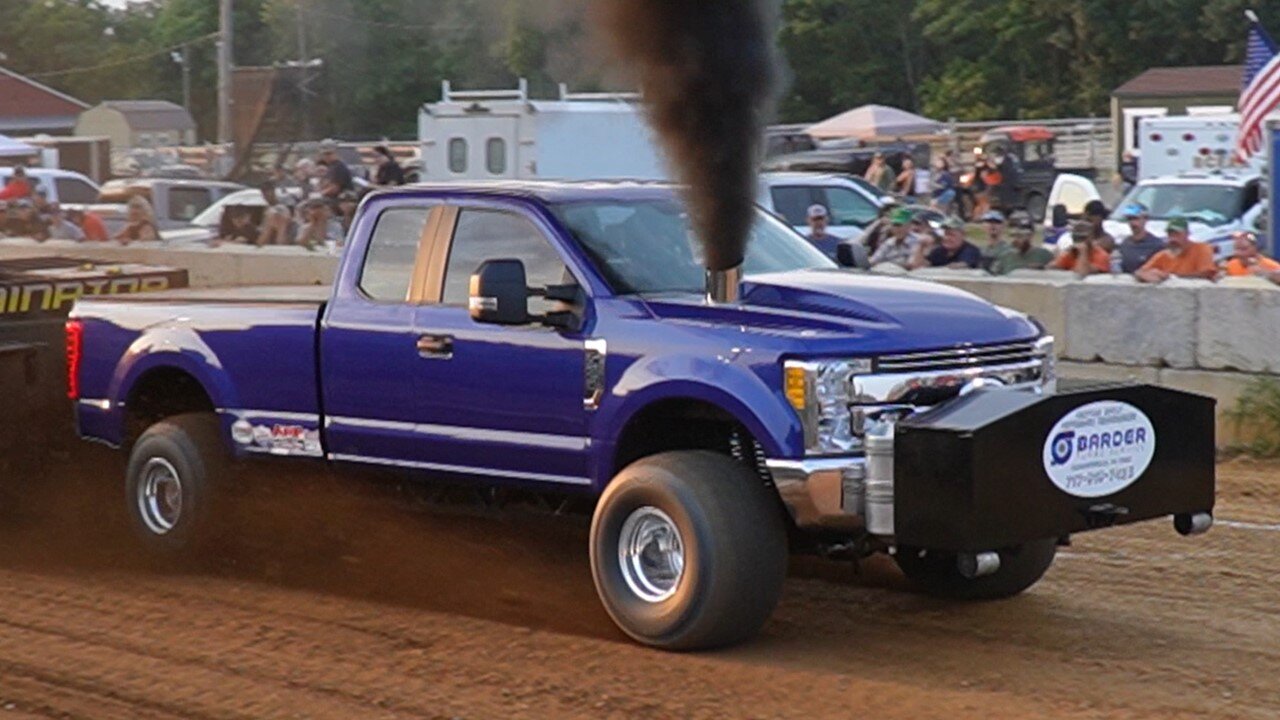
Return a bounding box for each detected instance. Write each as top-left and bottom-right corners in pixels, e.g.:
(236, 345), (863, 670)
(767, 381), (1217, 551)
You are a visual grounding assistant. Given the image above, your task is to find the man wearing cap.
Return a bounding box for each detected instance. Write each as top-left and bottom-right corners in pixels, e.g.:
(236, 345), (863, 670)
(1115, 204), (1165, 274)
(803, 204), (843, 261)
(978, 210), (1009, 268)
(1084, 199), (1115, 252)
(1053, 221), (1111, 275)
(44, 203), (84, 242)
(317, 140), (354, 199)
(912, 217), (982, 269)
(1135, 216), (1217, 283)
(854, 199), (900, 256)
(868, 207), (920, 268)
(990, 215), (1054, 275)
(1222, 231), (1280, 277)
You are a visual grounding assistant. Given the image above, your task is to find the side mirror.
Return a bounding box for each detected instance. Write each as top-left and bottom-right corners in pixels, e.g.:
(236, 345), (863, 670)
(469, 259), (531, 325)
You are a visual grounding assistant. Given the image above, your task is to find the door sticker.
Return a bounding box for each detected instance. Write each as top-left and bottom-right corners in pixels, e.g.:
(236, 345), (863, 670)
(1043, 401), (1156, 498)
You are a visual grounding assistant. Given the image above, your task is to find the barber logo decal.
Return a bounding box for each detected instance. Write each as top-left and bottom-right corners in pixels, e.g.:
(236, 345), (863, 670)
(1042, 401), (1156, 498)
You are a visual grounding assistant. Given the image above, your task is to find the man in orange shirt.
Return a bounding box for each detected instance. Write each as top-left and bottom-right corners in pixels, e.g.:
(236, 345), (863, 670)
(1135, 216), (1217, 283)
(1222, 231), (1280, 277)
(1053, 221), (1110, 275)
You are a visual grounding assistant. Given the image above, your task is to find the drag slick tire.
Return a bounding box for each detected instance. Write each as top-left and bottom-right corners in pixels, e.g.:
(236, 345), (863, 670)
(125, 413), (226, 556)
(894, 538), (1057, 601)
(589, 451), (788, 650)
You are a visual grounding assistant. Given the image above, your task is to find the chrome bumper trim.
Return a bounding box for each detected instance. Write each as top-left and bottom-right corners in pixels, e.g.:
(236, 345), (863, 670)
(767, 457), (866, 531)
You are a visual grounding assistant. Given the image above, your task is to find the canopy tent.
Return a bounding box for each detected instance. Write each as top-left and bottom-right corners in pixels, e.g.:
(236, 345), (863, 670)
(0, 134), (38, 159)
(806, 104), (943, 141)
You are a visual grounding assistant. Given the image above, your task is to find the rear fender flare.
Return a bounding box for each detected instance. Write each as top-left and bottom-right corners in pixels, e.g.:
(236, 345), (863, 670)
(110, 327), (238, 420)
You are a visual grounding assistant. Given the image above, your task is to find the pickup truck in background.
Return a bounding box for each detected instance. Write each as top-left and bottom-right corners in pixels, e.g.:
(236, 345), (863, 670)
(70, 181), (1216, 650)
(90, 178), (247, 235)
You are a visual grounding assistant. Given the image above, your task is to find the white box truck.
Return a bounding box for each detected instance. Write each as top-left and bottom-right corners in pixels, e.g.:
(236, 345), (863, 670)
(418, 79), (668, 182)
(1135, 115), (1264, 181)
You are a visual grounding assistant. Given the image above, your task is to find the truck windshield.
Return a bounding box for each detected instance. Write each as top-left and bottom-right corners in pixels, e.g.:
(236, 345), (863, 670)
(552, 200), (834, 294)
(1111, 183), (1246, 228)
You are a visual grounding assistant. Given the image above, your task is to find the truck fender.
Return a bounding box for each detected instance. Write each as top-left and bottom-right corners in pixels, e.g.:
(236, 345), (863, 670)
(600, 354), (802, 464)
(110, 326), (240, 419)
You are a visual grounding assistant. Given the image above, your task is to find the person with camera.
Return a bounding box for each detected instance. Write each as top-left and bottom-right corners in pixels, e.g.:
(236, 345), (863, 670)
(1052, 221), (1111, 276)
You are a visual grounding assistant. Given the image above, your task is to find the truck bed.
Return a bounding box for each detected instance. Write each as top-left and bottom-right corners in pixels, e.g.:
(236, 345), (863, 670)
(73, 286), (327, 453)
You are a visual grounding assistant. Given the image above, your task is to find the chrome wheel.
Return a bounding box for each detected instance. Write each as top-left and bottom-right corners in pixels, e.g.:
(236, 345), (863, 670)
(618, 506), (685, 603)
(138, 458), (183, 535)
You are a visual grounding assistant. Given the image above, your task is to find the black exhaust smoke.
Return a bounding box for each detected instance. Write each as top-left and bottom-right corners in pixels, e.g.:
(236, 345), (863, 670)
(597, 0), (778, 277)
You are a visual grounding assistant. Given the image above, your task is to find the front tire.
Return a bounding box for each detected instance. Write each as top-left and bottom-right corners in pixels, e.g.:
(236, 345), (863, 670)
(894, 538), (1057, 601)
(589, 451), (788, 650)
(125, 413), (227, 556)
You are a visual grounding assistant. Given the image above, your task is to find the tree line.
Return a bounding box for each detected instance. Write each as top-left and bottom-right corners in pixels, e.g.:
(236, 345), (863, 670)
(1, 0), (1273, 140)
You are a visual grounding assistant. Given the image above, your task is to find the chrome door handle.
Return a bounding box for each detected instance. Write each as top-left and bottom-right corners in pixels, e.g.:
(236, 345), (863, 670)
(416, 334), (453, 359)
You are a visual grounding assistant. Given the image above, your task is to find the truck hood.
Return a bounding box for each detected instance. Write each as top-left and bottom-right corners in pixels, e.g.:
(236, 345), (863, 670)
(640, 269), (1040, 352)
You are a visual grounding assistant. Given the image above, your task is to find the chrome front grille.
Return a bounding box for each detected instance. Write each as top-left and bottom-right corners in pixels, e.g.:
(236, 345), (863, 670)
(874, 340), (1044, 373)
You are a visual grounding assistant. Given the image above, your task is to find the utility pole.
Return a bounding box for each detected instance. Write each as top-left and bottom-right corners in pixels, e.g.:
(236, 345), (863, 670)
(217, 0), (234, 146)
(297, 0), (312, 140)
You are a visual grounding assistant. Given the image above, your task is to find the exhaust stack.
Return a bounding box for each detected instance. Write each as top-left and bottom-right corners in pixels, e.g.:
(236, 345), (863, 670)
(706, 266), (743, 304)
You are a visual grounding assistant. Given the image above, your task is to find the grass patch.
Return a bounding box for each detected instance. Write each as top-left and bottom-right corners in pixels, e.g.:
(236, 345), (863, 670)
(1225, 376), (1280, 457)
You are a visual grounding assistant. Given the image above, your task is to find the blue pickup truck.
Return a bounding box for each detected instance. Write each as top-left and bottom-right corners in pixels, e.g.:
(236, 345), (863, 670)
(69, 181), (1216, 649)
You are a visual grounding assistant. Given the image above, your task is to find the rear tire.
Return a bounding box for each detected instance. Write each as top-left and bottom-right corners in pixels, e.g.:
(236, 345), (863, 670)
(894, 538), (1057, 601)
(589, 451), (788, 650)
(125, 413), (227, 557)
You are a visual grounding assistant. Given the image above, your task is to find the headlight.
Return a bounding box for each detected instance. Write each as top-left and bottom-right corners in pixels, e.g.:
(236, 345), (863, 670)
(1035, 335), (1057, 392)
(784, 358), (872, 455)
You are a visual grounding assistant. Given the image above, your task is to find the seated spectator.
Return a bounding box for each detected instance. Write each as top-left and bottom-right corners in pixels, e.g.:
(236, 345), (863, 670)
(912, 217), (982, 269)
(990, 215), (1054, 275)
(337, 191), (362, 234)
(45, 203), (84, 241)
(1222, 231), (1280, 277)
(856, 199), (899, 256)
(1084, 199), (1116, 252)
(868, 207), (919, 268)
(0, 167), (32, 202)
(929, 157), (956, 213)
(220, 206), (261, 245)
(68, 208), (109, 242)
(296, 199), (344, 252)
(256, 181), (298, 246)
(115, 196), (160, 245)
(1053, 221), (1110, 275)
(1115, 204), (1164, 273)
(978, 210), (1009, 269)
(373, 145), (406, 186)
(1135, 216), (1218, 283)
(803, 203), (841, 260)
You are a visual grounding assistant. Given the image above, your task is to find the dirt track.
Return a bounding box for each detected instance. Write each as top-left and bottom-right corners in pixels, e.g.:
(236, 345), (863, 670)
(0, 453), (1276, 720)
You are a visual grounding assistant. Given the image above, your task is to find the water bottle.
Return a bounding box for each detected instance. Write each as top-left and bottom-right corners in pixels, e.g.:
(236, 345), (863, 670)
(1110, 250), (1123, 274)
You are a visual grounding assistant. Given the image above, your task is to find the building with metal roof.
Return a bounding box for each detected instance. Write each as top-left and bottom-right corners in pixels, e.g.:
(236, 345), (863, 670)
(1111, 65), (1243, 164)
(0, 66), (89, 136)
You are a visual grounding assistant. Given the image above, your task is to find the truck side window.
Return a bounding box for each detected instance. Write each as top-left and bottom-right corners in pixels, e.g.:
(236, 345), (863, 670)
(821, 187), (878, 227)
(168, 187), (213, 221)
(56, 178), (98, 204)
(448, 138), (468, 174)
(360, 208), (431, 302)
(770, 186), (814, 226)
(442, 209), (567, 308)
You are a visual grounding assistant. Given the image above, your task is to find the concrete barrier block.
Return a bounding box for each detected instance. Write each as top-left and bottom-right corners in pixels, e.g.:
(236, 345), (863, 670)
(1063, 278), (1197, 368)
(1057, 360), (1161, 385)
(1197, 283), (1280, 373)
(1156, 368), (1265, 447)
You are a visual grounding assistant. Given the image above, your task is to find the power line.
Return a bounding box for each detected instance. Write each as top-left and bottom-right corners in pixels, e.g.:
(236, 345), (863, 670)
(26, 32), (219, 80)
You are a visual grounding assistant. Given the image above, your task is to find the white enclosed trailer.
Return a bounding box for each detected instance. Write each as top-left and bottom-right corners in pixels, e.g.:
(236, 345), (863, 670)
(1135, 115), (1264, 181)
(418, 80), (668, 182)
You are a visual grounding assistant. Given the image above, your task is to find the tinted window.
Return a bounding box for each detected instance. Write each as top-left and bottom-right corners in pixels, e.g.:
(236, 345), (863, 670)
(770, 186), (814, 225)
(360, 208), (430, 302)
(55, 178), (98, 204)
(486, 138), (507, 175)
(443, 209), (567, 307)
(820, 186), (878, 227)
(1110, 183), (1245, 227)
(448, 138), (468, 173)
(167, 187), (213, 221)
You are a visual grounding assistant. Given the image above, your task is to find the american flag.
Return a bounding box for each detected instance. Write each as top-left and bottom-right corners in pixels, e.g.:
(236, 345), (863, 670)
(1236, 14), (1280, 160)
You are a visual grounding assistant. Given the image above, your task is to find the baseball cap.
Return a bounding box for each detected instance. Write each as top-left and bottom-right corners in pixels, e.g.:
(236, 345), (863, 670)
(1166, 215), (1189, 233)
(890, 207), (914, 225)
(980, 210), (1006, 223)
(1070, 220), (1092, 240)
(941, 216), (965, 231)
(319, 139), (339, 153)
(1120, 203), (1149, 220)
(1084, 199), (1108, 218)
(807, 204), (828, 220)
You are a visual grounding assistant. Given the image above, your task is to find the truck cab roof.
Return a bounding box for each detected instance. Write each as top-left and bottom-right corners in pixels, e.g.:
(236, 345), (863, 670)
(372, 179), (680, 205)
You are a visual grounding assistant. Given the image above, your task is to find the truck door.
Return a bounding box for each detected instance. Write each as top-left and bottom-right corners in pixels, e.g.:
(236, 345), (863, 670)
(406, 199), (592, 487)
(442, 116), (518, 181)
(320, 203), (440, 463)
